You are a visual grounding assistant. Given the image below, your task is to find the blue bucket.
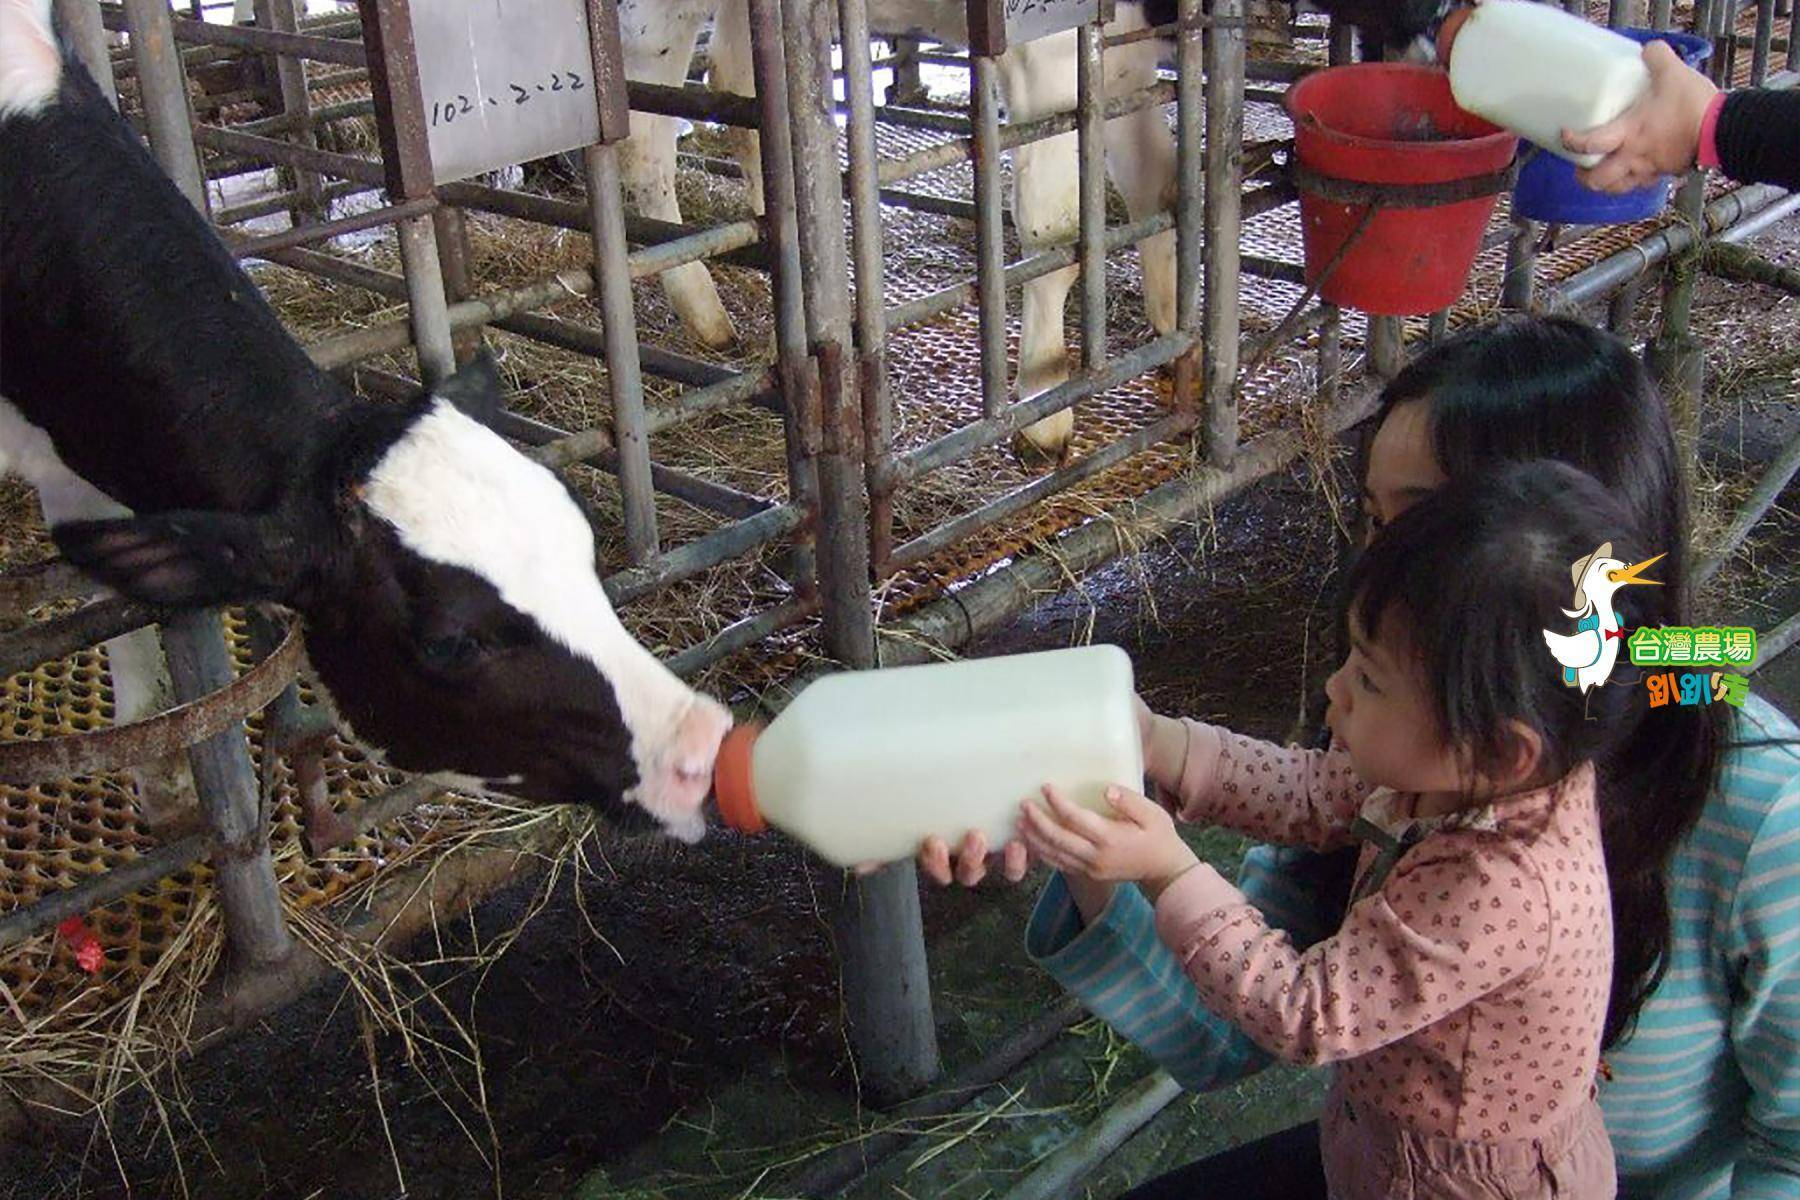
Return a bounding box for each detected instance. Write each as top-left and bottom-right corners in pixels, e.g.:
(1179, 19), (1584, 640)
(1511, 29), (1712, 224)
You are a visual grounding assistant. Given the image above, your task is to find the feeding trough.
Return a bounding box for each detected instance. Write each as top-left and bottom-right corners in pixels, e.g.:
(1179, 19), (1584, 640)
(1286, 63), (1517, 315)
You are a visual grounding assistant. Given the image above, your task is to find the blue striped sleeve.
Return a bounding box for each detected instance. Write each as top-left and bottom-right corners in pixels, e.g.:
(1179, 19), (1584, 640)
(1726, 762), (1800, 1199)
(1025, 872), (1271, 1092)
(1237, 843), (1341, 950)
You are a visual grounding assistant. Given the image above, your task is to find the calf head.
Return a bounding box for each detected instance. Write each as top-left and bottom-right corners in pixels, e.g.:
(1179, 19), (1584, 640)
(53, 356), (731, 841)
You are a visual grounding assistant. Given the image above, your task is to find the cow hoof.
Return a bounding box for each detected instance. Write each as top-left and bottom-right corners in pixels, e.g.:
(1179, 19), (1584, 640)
(691, 315), (738, 352)
(1010, 410), (1075, 470)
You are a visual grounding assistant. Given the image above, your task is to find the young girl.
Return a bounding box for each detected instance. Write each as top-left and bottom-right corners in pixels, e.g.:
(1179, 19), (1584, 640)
(995, 318), (1793, 1199)
(1021, 460), (1654, 1198)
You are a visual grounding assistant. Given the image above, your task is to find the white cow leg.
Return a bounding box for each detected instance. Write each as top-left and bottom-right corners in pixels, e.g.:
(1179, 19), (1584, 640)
(1105, 104), (1180, 340)
(617, 113), (737, 350)
(34, 474), (199, 837)
(1010, 130), (1081, 461)
(617, 0), (737, 349)
(709, 0), (765, 217)
(999, 32), (1086, 462)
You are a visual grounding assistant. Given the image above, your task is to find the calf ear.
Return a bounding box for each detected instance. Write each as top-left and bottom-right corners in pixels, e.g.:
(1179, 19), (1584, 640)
(53, 512), (306, 608)
(430, 349), (505, 427)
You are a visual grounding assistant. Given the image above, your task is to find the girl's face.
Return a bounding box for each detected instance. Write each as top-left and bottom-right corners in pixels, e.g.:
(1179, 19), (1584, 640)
(1323, 609), (1465, 798)
(1362, 399), (1448, 542)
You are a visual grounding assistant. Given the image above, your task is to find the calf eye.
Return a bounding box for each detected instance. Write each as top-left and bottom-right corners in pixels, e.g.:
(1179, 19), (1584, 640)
(418, 633), (485, 674)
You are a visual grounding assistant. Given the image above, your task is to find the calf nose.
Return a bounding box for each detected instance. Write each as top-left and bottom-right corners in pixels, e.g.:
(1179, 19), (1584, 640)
(647, 694), (733, 837)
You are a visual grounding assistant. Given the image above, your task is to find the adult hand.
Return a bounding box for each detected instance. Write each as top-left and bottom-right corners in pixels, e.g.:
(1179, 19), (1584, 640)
(1564, 40), (1718, 193)
(914, 831), (1032, 886)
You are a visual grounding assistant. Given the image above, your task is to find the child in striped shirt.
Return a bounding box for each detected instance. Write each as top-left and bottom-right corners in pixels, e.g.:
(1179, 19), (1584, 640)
(1021, 461), (1667, 1199)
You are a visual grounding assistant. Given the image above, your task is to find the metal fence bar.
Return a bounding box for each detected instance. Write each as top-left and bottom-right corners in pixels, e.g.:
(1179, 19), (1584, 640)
(163, 609), (295, 970)
(667, 595), (818, 678)
(1502, 215), (1538, 310)
(879, 384), (1384, 663)
(233, 96), (377, 140)
(1317, 304), (1343, 404)
(395, 213), (457, 384)
(1077, 21), (1108, 374)
(113, 4), (292, 975)
(123, 0), (207, 211)
(971, 54), (1009, 417)
(0, 833), (210, 950)
(884, 209), (1176, 335)
(585, 140), (660, 562)
(838, 0), (897, 568)
(626, 80), (763, 129)
(1754, 0), (1777, 81)
(1547, 183), (1799, 307)
(436, 182), (770, 272)
(217, 180), (377, 226)
(603, 504), (807, 607)
(192, 124), (389, 186)
(784, 0), (937, 1105)
(0, 597), (159, 682)
(873, 80), (1177, 191)
(492, 410), (773, 520)
(166, 13), (369, 67)
(296, 214), (770, 372)
(747, 0), (820, 597)
(1174, 0), (1205, 417)
(230, 196), (438, 259)
(885, 410), (1195, 573)
(892, 331), (1196, 486)
(1202, 0), (1246, 465)
(256, 0), (325, 225)
(56, 0), (118, 108)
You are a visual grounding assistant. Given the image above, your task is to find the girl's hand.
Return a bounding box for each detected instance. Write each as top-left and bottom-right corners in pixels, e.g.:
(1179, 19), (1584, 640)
(1019, 785), (1199, 898)
(915, 831), (1031, 887)
(1136, 696), (1191, 793)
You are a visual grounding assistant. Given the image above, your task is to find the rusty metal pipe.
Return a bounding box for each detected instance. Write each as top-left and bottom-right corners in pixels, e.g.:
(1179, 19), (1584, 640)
(971, 53), (1008, 417)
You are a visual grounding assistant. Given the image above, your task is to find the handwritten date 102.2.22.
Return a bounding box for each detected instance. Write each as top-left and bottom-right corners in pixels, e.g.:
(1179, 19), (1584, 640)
(430, 71), (587, 126)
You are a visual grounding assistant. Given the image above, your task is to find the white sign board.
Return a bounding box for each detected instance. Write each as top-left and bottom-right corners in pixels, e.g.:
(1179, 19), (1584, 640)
(1004, 0), (1105, 45)
(410, 0), (602, 184)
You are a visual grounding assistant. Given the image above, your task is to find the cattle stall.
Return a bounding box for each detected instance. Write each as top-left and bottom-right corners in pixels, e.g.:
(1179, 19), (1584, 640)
(2, 0), (1795, 1174)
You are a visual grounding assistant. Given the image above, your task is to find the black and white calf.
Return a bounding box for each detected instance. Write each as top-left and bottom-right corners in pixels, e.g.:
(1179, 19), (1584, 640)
(0, 0), (731, 840)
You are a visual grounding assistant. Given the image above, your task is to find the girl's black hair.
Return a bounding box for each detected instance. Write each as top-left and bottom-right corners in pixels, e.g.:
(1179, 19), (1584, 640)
(1356, 316), (1726, 1048)
(1348, 461), (1672, 1045)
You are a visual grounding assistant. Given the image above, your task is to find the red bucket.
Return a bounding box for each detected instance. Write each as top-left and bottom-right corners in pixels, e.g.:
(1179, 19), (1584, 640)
(1286, 64), (1517, 315)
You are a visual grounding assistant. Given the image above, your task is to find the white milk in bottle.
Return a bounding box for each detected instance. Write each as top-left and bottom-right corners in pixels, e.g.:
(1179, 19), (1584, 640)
(711, 644), (1145, 869)
(1438, 0), (1652, 167)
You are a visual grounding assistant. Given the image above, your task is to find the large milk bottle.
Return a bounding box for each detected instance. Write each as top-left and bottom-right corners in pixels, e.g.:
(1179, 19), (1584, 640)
(1438, 0), (1652, 167)
(711, 644), (1145, 869)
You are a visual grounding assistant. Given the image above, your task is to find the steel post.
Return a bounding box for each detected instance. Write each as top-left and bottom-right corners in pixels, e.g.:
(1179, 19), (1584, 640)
(55, 0), (118, 108)
(1202, 0), (1246, 464)
(163, 610), (293, 969)
(838, 0), (897, 566)
(1077, 21), (1107, 373)
(123, 0), (207, 211)
(971, 54), (1009, 416)
(784, 0), (937, 1105)
(1502, 216), (1538, 310)
(585, 143), (660, 562)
